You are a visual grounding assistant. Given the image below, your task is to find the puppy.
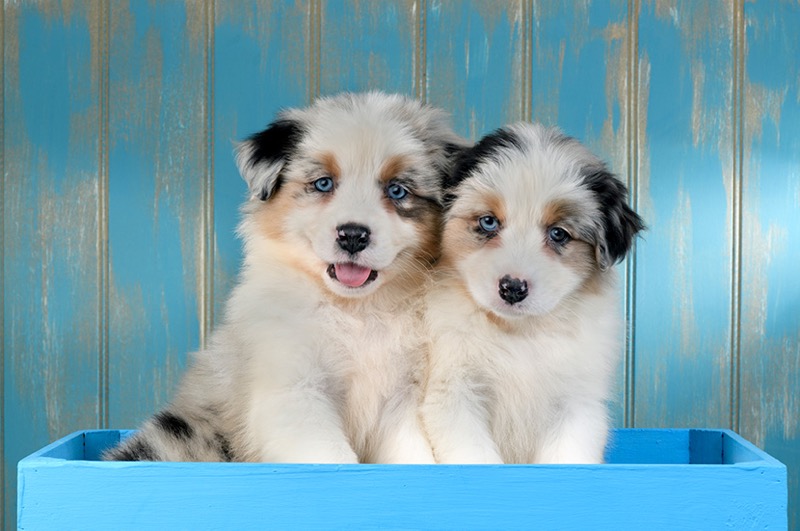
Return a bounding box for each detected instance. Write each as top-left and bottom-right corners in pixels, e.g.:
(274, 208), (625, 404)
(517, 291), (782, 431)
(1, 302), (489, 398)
(105, 92), (465, 463)
(421, 123), (644, 464)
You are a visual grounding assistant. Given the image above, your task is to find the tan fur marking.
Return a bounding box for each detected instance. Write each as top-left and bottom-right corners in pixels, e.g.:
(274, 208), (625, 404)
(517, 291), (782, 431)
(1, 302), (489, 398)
(413, 210), (442, 266)
(561, 239), (605, 295)
(542, 200), (572, 229)
(485, 192), (506, 225)
(318, 152), (341, 178)
(442, 217), (481, 263)
(379, 155), (408, 184)
(253, 185), (295, 241)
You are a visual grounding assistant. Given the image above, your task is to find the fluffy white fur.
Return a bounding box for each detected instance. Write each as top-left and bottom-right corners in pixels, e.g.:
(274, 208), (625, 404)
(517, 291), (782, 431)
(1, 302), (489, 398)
(105, 92), (465, 464)
(421, 123), (644, 464)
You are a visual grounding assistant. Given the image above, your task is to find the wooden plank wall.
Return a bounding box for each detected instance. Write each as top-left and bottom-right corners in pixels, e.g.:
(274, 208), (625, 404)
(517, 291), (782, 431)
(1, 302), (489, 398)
(3, 0), (798, 527)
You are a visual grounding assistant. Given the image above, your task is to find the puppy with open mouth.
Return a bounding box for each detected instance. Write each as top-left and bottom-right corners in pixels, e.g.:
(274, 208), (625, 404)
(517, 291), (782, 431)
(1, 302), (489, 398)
(421, 123), (644, 464)
(105, 92), (465, 463)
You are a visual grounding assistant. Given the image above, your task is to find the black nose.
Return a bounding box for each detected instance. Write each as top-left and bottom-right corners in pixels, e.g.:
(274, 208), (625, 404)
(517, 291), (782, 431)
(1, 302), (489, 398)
(499, 275), (528, 305)
(336, 223), (371, 254)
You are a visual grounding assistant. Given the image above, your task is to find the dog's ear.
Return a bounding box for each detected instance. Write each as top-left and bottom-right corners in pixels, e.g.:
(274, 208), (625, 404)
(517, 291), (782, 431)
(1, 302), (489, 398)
(435, 141), (471, 205)
(442, 128), (521, 208)
(582, 167), (645, 270)
(235, 119), (304, 201)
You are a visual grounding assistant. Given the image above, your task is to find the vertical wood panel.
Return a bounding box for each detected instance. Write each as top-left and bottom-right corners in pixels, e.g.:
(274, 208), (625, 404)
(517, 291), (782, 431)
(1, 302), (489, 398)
(3, 2), (800, 527)
(633, 0), (734, 429)
(426, 0), (526, 139)
(213, 1), (311, 322)
(107, 0), (206, 428)
(740, 1), (800, 527)
(3, 2), (102, 528)
(530, 0), (629, 427)
(320, 1), (417, 97)
(1, 2), (5, 524)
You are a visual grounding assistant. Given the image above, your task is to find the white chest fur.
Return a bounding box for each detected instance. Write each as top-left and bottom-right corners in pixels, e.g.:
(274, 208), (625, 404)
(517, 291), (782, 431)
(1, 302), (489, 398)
(423, 275), (621, 464)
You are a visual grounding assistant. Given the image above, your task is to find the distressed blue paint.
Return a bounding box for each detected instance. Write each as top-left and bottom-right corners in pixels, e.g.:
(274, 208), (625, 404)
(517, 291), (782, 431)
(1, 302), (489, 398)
(426, 1), (525, 139)
(320, 1), (415, 96)
(213, 1), (310, 321)
(4, 1), (800, 527)
(3, 3), (101, 529)
(740, 2), (800, 528)
(532, 0), (627, 145)
(17, 429), (787, 530)
(634, 0), (733, 429)
(107, 0), (204, 428)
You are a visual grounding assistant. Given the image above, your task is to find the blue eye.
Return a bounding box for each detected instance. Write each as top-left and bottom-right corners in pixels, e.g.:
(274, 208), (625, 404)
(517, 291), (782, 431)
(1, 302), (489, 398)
(313, 177), (334, 193)
(548, 226), (570, 244)
(386, 182), (409, 200)
(478, 215), (500, 233)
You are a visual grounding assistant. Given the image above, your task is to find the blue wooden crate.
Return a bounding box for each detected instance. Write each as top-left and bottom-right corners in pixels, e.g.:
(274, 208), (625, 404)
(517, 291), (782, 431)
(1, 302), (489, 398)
(18, 429), (786, 530)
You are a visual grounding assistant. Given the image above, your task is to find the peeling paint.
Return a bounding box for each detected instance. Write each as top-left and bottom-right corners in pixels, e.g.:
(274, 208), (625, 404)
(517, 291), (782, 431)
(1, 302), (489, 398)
(636, 52), (652, 219)
(106, 0), (204, 428)
(633, 0), (734, 432)
(5, 1), (800, 528)
(670, 187), (696, 358)
(426, 0), (525, 139)
(320, 1), (417, 95)
(4, 2), (103, 528)
(600, 20), (628, 175)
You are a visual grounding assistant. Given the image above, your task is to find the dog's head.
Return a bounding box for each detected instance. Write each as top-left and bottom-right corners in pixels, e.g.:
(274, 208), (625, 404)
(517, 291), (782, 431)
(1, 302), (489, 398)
(441, 123), (644, 319)
(235, 92), (466, 298)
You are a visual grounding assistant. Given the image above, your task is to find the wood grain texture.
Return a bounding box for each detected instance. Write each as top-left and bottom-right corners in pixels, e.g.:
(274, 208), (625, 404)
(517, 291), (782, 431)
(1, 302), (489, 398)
(3, 2), (103, 528)
(530, 0), (630, 428)
(633, 0), (734, 430)
(320, 0), (417, 97)
(739, 1), (800, 527)
(213, 0), (311, 322)
(4, 0), (800, 526)
(107, 0), (206, 429)
(426, 0), (526, 139)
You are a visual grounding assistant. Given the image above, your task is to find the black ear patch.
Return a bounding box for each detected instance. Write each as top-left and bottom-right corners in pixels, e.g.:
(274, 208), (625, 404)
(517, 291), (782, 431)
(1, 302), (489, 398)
(443, 128), (522, 206)
(247, 119), (304, 169)
(236, 118), (304, 201)
(582, 168), (645, 269)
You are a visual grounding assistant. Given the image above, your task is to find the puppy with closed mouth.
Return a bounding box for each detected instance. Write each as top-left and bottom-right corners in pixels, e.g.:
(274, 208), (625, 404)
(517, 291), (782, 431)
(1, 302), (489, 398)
(105, 92), (465, 464)
(421, 123), (644, 464)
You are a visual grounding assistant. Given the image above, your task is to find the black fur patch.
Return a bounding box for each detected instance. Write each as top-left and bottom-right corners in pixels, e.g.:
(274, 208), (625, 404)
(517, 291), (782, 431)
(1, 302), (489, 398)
(247, 119), (303, 167)
(215, 432), (234, 462)
(112, 438), (157, 461)
(442, 141), (465, 159)
(246, 118), (305, 200)
(443, 128), (523, 205)
(394, 194), (443, 220)
(154, 411), (194, 440)
(581, 168), (645, 265)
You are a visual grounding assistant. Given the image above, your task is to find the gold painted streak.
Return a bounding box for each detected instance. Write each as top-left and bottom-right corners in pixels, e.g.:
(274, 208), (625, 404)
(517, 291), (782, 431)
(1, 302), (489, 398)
(730, 0), (744, 433)
(1, 0), (5, 519)
(522, 0), (532, 121)
(98, 0), (110, 429)
(308, 0), (321, 103)
(624, 0), (640, 429)
(414, 0), (427, 102)
(201, 0), (215, 348)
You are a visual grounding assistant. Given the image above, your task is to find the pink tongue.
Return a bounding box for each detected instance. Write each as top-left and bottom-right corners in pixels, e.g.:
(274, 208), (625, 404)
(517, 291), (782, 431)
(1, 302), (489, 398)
(334, 263), (373, 287)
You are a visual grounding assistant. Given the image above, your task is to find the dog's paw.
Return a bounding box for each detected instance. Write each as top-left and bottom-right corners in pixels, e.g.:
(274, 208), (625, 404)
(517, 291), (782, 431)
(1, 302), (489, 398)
(435, 444), (504, 464)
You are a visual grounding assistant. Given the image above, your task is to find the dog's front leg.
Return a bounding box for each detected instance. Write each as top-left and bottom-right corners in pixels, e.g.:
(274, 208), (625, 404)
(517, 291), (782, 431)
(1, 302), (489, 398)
(372, 391), (435, 464)
(421, 368), (503, 464)
(247, 385), (358, 464)
(535, 400), (609, 464)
